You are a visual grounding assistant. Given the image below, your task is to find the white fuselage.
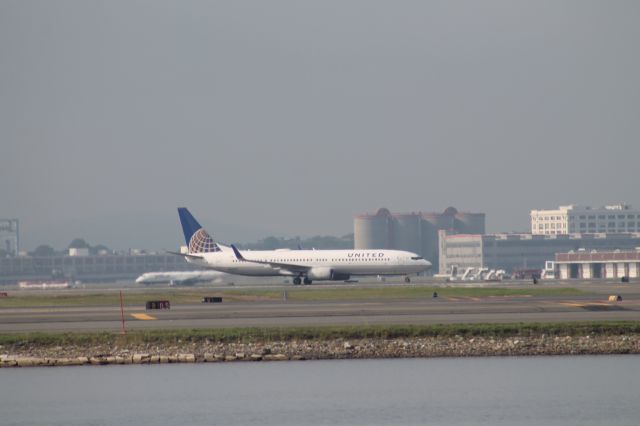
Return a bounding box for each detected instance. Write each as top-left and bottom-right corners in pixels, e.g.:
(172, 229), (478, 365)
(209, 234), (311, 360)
(186, 249), (430, 279)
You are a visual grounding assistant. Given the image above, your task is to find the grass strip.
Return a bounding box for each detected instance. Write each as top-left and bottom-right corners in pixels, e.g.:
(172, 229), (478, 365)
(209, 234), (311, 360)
(0, 286), (588, 308)
(1, 321), (639, 348)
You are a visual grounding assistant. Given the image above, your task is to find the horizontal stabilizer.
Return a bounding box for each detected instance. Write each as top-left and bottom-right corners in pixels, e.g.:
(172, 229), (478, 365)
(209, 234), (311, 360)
(166, 250), (204, 260)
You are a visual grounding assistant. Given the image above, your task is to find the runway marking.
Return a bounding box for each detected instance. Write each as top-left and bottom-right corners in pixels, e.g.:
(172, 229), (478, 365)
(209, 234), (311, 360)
(559, 302), (586, 308)
(557, 301), (629, 312)
(131, 313), (157, 320)
(558, 302), (608, 308)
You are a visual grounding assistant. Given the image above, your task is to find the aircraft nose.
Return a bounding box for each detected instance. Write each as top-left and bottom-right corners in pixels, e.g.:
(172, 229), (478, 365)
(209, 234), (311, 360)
(423, 260), (432, 270)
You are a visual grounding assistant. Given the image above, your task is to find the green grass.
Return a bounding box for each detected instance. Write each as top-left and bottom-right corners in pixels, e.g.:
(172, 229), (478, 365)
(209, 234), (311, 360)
(0, 286), (588, 308)
(277, 286), (587, 300)
(0, 289), (252, 308)
(1, 322), (638, 348)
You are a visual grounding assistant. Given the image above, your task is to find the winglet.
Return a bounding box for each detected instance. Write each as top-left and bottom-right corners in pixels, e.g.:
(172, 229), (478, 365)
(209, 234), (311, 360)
(230, 244), (245, 261)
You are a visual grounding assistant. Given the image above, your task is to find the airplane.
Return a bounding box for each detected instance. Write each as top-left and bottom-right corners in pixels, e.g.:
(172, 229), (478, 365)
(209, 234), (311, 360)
(135, 270), (233, 286)
(433, 266), (508, 282)
(173, 207), (431, 285)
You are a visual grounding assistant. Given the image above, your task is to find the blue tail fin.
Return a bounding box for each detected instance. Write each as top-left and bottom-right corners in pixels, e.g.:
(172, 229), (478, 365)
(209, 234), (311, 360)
(177, 208), (221, 253)
(178, 208), (202, 245)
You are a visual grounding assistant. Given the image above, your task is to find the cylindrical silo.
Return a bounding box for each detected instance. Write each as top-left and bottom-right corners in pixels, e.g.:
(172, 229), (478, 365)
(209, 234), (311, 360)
(423, 210), (454, 230)
(419, 213), (441, 267)
(392, 213), (421, 253)
(354, 208), (392, 249)
(420, 208), (460, 270)
(454, 213), (486, 234)
(440, 207), (459, 229)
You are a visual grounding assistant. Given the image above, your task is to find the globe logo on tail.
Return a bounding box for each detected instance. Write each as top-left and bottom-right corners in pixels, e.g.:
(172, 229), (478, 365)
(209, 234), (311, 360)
(188, 228), (221, 253)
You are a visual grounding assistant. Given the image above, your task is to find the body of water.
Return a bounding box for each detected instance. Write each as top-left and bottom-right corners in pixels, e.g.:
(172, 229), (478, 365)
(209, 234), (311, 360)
(1, 356), (638, 425)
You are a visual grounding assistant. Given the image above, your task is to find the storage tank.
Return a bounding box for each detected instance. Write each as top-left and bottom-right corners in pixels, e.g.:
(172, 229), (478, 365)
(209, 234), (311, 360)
(354, 208), (392, 249)
(455, 212), (486, 234)
(420, 208), (461, 270)
(393, 213), (421, 253)
(423, 209), (456, 231)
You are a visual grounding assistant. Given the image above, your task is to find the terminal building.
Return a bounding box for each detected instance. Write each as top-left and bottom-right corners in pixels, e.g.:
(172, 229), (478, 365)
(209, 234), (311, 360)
(555, 249), (640, 280)
(530, 204), (640, 235)
(0, 252), (192, 283)
(438, 231), (640, 276)
(354, 207), (485, 269)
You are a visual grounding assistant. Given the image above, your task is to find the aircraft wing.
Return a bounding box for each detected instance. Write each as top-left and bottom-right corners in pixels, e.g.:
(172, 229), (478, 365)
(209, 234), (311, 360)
(230, 245), (310, 274)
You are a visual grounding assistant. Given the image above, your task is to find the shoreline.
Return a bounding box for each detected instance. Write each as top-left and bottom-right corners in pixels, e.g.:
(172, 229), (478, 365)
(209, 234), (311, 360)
(2, 334), (639, 367)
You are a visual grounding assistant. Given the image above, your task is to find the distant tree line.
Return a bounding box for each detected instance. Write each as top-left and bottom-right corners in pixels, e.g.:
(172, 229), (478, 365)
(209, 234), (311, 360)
(235, 234), (354, 250)
(28, 238), (112, 257)
(18, 234), (355, 257)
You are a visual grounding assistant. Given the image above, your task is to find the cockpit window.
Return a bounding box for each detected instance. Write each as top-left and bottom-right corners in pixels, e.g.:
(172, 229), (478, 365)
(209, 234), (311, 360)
(411, 256), (424, 260)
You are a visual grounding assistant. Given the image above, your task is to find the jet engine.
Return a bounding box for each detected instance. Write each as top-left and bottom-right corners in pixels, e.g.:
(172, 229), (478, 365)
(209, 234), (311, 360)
(307, 267), (350, 281)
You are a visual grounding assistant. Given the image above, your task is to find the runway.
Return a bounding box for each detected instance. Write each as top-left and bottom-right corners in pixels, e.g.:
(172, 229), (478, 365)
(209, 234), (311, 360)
(1, 291), (639, 332)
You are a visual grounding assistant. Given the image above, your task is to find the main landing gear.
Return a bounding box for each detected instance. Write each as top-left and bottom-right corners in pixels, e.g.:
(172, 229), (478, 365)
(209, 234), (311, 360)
(404, 276), (411, 283)
(293, 277), (313, 285)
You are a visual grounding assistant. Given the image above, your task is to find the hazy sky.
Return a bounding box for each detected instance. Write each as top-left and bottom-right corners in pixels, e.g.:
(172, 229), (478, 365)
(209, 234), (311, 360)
(2, 1), (639, 250)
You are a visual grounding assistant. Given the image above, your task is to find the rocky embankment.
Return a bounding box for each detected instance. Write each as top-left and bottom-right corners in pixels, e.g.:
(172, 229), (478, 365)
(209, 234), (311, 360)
(1, 334), (639, 367)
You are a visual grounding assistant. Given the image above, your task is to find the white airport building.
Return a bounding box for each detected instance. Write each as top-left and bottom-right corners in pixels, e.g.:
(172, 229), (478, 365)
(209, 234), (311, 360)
(530, 204), (640, 235)
(438, 231), (640, 276)
(555, 249), (640, 280)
